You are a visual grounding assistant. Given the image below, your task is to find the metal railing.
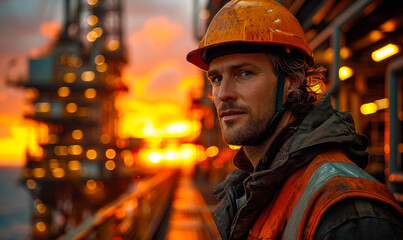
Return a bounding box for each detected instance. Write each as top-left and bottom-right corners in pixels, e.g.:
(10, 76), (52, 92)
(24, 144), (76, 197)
(59, 170), (179, 240)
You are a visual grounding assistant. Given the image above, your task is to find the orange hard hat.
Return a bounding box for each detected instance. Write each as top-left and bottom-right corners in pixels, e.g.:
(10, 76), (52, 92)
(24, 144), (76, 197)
(187, 0), (314, 70)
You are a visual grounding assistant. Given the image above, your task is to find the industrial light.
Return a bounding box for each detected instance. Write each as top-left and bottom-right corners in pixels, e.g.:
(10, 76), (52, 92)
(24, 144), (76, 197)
(36, 221), (46, 232)
(87, 0), (98, 7)
(84, 88), (97, 99)
(360, 102), (377, 115)
(87, 15), (98, 26)
(123, 154), (134, 167)
(339, 66), (354, 81)
(371, 43), (400, 62)
(87, 31), (98, 42)
(49, 159), (59, 169)
(93, 27), (103, 37)
(68, 160), (81, 171)
(374, 98), (389, 110)
(206, 146), (219, 158)
(379, 19), (398, 33)
(86, 149), (98, 160)
(35, 102), (51, 113)
(148, 152), (161, 163)
(94, 55), (105, 65)
(26, 179), (36, 189)
(96, 63), (108, 72)
(36, 203), (47, 214)
(105, 149), (116, 159)
(66, 103), (78, 113)
(86, 180), (97, 190)
(68, 145), (83, 155)
(33, 168), (46, 178)
(52, 168), (65, 178)
(107, 40), (120, 51)
(58, 86), (70, 97)
(81, 71), (95, 81)
(63, 72), (76, 83)
(105, 160), (116, 170)
(72, 129), (83, 140)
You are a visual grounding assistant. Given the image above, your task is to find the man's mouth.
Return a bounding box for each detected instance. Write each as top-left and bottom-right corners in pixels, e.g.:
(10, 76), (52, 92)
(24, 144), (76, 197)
(219, 110), (245, 121)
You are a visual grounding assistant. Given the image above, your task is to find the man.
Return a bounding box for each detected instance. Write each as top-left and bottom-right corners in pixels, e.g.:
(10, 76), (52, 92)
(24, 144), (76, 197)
(186, 0), (403, 239)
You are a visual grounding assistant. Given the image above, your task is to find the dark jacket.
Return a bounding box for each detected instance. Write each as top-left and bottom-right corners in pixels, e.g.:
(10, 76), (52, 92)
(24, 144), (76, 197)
(212, 97), (403, 239)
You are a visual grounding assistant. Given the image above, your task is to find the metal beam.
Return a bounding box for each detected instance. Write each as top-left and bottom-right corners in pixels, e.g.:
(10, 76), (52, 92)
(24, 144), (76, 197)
(387, 56), (403, 193)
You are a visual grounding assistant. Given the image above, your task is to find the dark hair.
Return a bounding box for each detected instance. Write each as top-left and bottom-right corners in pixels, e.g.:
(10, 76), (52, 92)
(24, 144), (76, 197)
(266, 47), (327, 117)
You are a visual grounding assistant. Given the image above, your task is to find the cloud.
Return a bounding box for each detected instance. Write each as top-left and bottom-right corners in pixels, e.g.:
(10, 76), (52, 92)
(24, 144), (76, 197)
(130, 16), (183, 51)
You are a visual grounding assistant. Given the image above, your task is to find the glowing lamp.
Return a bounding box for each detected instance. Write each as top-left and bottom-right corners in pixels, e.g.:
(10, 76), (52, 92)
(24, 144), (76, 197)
(81, 71), (95, 81)
(107, 40), (120, 51)
(87, 30), (98, 42)
(33, 168), (46, 178)
(63, 73), (76, 83)
(339, 66), (354, 81)
(86, 180), (96, 190)
(35, 102), (51, 113)
(58, 86), (70, 97)
(36, 221), (46, 232)
(86, 149), (97, 160)
(105, 160), (116, 170)
(72, 129), (83, 140)
(93, 27), (103, 37)
(66, 103), (78, 113)
(52, 168), (65, 178)
(206, 146), (219, 157)
(27, 179), (36, 189)
(374, 98), (389, 110)
(95, 55), (105, 65)
(87, 0), (98, 6)
(68, 145), (83, 155)
(360, 102), (377, 115)
(68, 160), (81, 171)
(371, 44), (400, 62)
(87, 15), (98, 26)
(84, 88), (97, 99)
(36, 203), (46, 214)
(105, 149), (116, 159)
(148, 152), (161, 163)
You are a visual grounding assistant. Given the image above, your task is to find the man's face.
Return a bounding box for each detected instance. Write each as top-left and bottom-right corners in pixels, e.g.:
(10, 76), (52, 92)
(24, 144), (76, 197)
(208, 53), (278, 146)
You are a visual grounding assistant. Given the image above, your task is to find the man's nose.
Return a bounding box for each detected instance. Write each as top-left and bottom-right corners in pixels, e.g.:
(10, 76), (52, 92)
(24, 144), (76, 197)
(216, 79), (237, 102)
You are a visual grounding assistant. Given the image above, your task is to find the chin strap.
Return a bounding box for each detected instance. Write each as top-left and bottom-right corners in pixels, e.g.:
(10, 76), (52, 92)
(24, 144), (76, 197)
(266, 71), (290, 136)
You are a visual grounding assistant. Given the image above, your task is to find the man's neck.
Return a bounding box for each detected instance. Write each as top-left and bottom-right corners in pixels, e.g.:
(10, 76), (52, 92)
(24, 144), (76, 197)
(243, 111), (296, 169)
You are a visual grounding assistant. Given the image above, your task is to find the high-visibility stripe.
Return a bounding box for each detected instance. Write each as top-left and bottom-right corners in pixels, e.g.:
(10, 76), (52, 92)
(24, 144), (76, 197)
(283, 162), (378, 239)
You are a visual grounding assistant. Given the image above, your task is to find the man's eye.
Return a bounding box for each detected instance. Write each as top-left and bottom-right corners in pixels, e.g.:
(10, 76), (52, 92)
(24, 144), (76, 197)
(240, 71), (253, 77)
(210, 76), (223, 83)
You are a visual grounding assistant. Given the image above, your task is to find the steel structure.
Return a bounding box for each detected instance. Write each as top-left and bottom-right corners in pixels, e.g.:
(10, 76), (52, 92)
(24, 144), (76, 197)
(22, 0), (133, 239)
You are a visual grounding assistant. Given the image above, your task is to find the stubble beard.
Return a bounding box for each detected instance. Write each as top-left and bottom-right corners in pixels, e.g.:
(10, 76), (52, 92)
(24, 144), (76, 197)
(220, 107), (272, 146)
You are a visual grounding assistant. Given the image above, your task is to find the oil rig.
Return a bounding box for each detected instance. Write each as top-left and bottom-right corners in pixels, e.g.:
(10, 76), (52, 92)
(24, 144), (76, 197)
(21, 0), (133, 239)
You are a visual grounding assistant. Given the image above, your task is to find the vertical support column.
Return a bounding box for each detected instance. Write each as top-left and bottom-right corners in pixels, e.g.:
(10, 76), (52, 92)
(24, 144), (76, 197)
(387, 56), (403, 194)
(330, 26), (341, 110)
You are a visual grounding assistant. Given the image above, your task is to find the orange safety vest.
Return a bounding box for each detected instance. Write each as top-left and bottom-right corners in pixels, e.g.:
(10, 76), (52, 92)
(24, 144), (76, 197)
(247, 149), (403, 240)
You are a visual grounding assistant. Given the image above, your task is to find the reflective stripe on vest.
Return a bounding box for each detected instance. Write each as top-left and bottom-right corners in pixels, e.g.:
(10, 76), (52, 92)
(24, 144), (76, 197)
(283, 161), (378, 239)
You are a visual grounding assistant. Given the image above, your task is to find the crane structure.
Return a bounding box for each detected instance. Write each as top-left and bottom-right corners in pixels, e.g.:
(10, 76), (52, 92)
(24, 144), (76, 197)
(21, 0), (134, 239)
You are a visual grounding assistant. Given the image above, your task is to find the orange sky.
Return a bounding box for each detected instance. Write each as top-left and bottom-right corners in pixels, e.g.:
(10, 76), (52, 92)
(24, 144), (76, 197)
(0, 0), (206, 166)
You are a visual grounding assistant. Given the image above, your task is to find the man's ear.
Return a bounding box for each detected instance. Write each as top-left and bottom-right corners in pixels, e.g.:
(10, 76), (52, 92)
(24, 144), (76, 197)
(283, 77), (298, 97)
(282, 77), (295, 103)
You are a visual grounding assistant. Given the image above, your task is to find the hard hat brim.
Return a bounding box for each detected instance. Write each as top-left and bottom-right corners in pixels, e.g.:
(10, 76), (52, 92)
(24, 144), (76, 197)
(186, 41), (314, 71)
